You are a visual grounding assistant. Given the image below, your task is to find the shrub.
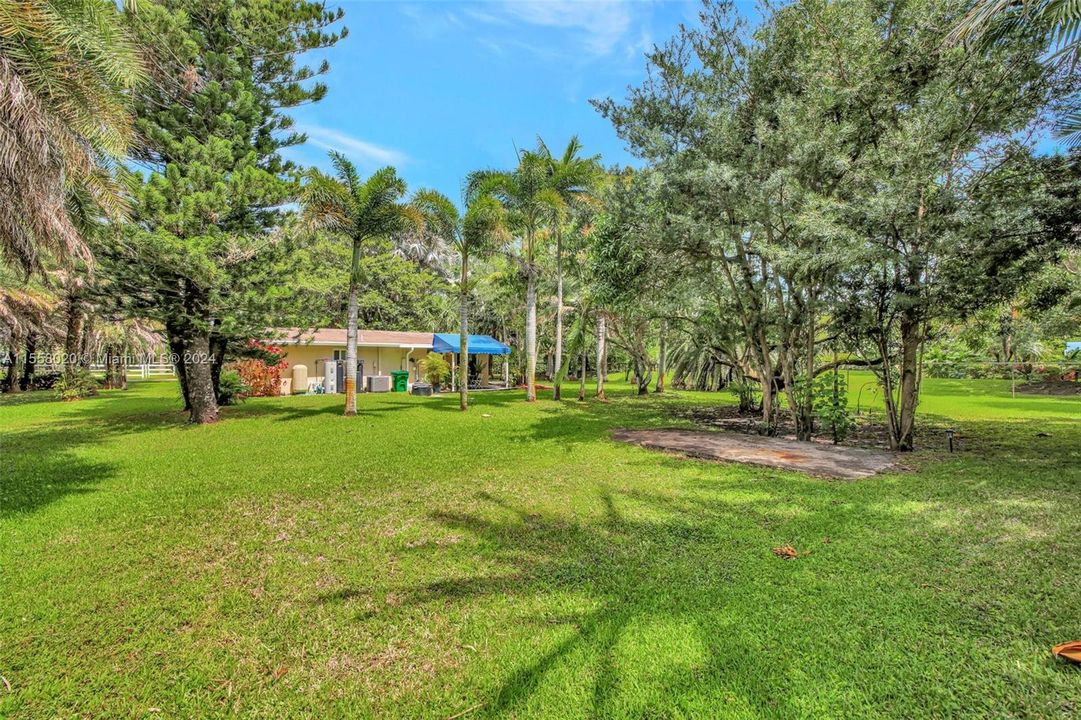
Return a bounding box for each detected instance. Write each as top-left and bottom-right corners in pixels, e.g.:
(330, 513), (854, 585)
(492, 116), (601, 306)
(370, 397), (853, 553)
(728, 380), (759, 413)
(29, 370), (61, 391)
(924, 344), (979, 379)
(230, 358), (286, 398)
(53, 370), (99, 401)
(217, 370), (249, 406)
(241, 339), (287, 365)
(420, 353), (450, 386)
(1035, 364), (1065, 382)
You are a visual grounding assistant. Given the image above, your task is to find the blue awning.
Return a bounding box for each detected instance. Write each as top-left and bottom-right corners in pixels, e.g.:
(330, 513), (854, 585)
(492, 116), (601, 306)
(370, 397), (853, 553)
(432, 333), (511, 355)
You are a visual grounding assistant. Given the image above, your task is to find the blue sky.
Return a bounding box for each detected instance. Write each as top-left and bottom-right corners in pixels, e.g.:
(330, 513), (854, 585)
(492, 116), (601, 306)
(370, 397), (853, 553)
(283, 1), (735, 204)
(282, 0), (1060, 204)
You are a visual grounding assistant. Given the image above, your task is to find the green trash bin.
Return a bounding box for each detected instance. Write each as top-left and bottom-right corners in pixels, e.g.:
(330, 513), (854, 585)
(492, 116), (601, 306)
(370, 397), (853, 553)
(390, 370), (410, 392)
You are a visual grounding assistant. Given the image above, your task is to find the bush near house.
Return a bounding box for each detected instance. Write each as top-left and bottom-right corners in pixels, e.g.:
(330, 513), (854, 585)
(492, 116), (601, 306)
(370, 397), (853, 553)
(228, 340), (288, 398)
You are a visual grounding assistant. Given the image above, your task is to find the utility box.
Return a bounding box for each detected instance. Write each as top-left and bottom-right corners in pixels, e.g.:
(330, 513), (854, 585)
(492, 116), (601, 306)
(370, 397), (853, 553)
(411, 382), (433, 397)
(367, 375), (391, 393)
(323, 360), (337, 394)
(390, 370), (409, 392)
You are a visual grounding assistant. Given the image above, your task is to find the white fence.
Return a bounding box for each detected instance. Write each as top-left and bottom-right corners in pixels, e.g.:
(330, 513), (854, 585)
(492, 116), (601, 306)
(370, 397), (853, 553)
(86, 362), (176, 378)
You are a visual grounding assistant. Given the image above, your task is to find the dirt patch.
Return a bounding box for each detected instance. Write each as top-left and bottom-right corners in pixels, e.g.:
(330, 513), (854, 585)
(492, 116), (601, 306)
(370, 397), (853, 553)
(612, 428), (897, 480)
(671, 404), (944, 450)
(1015, 380), (1081, 396)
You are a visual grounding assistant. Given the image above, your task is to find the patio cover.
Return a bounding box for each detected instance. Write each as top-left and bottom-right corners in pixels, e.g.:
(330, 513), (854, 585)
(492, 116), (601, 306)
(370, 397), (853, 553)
(432, 333), (511, 355)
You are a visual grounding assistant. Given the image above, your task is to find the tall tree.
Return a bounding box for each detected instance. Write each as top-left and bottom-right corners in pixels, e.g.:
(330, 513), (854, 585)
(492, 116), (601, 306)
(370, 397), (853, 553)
(468, 140), (566, 402)
(0, 0), (144, 275)
(598, 0), (1062, 447)
(103, 0), (344, 423)
(412, 190), (508, 410)
(537, 137), (600, 401)
(301, 155), (422, 416)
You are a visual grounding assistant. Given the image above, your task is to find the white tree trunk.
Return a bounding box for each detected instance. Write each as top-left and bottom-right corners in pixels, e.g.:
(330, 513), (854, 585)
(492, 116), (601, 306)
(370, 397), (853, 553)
(344, 242), (360, 416)
(459, 253), (469, 411)
(595, 314), (606, 400)
(525, 273), (537, 402)
(656, 319), (667, 393)
(553, 233), (563, 400)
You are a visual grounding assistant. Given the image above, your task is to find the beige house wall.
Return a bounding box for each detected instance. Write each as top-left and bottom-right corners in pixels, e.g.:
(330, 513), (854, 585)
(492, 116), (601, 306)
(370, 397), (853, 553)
(279, 343), (425, 392)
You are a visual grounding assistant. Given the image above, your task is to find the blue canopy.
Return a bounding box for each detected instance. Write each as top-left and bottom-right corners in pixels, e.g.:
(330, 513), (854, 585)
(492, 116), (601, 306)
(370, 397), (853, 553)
(432, 333), (511, 355)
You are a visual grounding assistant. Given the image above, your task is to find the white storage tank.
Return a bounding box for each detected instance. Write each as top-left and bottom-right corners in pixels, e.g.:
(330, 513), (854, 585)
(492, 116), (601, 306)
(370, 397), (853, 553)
(291, 364), (308, 394)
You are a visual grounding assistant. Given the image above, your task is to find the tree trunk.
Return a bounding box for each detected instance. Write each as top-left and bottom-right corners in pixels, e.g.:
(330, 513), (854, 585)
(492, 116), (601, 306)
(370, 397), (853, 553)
(655, 320), (667, 393)
(185, 331), (219, 424)
(595, 314), (606, 400)
(102, 343), (129, 391)
(601, 338), (608, 382)
(103, 344), (118, 389)
(344, 241), (361, 416)
(578, 339), (587, 401)
(459, 252), (469, 411)
(3, 344), (21, 393)
(210, 329), (227, 403)
(525, 271), (537, 402)
(63, 295), (84, 381)
(19, 333), (36, 391)
(78, 315), (93, 369)
(167, 322), (191, 410)
(553, 233), (563, 401)
(635, 355), (650, 395)
(896, 312), (921, 451)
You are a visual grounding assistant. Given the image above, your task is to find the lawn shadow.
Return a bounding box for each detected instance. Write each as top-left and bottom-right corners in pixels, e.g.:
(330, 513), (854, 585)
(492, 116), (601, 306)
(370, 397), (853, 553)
(1, 387), (212, 517)
(387, 413), (1081, 717)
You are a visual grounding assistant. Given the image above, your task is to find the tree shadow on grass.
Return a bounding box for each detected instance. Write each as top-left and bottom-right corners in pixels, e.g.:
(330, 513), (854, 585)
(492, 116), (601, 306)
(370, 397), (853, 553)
(0, 385), (209, 517)
(386, 429), (1081, 718)
(393, 488), (830, 717)
(1, 421), (126, 519)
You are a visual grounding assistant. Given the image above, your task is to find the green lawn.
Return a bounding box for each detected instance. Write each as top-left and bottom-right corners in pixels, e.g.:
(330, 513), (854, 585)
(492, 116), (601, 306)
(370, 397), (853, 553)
(1, 377), (1079, 718)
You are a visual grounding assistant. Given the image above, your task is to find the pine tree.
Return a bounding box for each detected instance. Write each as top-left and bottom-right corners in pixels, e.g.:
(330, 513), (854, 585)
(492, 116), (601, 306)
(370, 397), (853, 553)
(101, 0), (345, 423)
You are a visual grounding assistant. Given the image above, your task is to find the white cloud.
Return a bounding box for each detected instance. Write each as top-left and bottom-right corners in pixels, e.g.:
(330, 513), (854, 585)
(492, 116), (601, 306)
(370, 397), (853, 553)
(494, 0), (633, 56)
(299, 125), (409, 166)
(401, 1), (651, 59)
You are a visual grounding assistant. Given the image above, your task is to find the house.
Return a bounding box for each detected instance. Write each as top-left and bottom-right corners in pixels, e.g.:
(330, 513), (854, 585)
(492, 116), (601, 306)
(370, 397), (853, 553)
(271, 328), (512, 393)
(272, 327), (434, 392)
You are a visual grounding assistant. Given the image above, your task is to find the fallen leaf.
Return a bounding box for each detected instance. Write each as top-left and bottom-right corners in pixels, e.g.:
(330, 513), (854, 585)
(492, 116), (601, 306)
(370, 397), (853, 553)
(771, 545), (798, 560)
(1053, 640), (1081, 664)
(273, 665), (288, 680)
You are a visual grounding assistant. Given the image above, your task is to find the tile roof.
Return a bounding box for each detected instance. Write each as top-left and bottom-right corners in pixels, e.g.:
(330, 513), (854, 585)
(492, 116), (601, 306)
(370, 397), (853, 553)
(271, 328), (433, 348)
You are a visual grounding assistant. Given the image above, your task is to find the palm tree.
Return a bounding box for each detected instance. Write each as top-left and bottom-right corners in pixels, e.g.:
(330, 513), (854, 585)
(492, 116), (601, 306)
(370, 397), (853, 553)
(90, 317), (161, 390)
(412, 190), (508, 410)
(0, 0), (144, 275)
(539, 137), (601, 401)
(0, 265), (58, 392)
(949, 0), (1081, 144)
(301, 153), (422, 416)
(468, 138), (591, 402)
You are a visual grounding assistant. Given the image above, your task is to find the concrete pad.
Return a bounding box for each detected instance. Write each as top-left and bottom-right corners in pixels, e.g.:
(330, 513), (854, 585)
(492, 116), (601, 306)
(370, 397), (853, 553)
(611, 428), (897, 480)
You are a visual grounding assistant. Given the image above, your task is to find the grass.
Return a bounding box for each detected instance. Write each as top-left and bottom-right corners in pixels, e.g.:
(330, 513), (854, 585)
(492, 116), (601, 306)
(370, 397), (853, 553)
(1, 375), (1079, 718)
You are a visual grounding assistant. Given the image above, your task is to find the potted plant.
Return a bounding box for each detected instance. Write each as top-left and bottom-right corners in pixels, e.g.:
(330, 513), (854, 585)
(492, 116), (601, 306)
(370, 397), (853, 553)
(420, 353), (451, 392)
